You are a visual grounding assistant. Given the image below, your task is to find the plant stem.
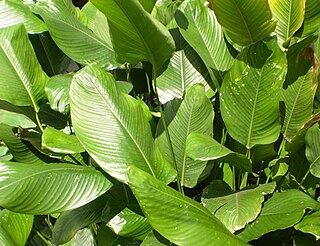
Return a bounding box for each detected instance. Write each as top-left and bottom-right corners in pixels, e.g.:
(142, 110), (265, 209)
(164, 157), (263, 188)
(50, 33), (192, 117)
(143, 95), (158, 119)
(35, 230), (51, 245)
(35, 110), (44, 133)
(240, 149), (250, 189)
(298, 169), (310, 190)
(152, 66), (183, 194)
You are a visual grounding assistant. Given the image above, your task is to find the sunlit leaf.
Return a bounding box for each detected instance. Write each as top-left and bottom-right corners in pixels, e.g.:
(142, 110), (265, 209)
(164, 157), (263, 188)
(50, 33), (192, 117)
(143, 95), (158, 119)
(305, 124), (320, 178)
(295, 210), (320, 240)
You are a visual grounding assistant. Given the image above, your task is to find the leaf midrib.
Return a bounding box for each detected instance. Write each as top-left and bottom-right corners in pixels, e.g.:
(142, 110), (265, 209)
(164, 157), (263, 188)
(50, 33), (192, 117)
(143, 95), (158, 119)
(232, 0), (253, 43)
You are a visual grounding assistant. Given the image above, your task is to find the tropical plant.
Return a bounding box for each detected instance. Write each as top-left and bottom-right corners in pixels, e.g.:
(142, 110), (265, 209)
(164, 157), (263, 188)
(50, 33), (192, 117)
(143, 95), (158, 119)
(0, 0), (319, 245)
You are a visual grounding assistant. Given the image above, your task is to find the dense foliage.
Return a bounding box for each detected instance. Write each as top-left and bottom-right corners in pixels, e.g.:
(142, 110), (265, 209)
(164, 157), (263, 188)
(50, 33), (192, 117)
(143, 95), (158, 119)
(0, 0), (320, 245)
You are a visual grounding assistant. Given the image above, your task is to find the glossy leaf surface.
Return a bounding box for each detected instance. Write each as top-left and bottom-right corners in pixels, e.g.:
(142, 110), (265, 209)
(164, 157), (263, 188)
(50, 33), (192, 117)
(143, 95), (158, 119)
(0, 25), (48, 111)
(70, 65), (175, 183)
(220, 39), (287, 148)
(295, 210), (320, 240)
(127, 166), (248, 246)
(0, 110), (36, 128)
(305, 124), (320, 178)
(237, 190), (320, 242)
(211, 0), (276, 46)
(0, 161), (112, 214)
(202, 181), (276, 232)
(90, 0), (175, 69)
(156, 84), (214, 187)
(186, 132), (251, 172)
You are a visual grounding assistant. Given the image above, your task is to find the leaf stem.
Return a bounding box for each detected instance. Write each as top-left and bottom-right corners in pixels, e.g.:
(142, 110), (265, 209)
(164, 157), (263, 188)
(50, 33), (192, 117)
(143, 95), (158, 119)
(35, 110), (44, 133)
(240, 149), (250, 189)
(298, 169), (310, 190)
(152, 65), (183, 194)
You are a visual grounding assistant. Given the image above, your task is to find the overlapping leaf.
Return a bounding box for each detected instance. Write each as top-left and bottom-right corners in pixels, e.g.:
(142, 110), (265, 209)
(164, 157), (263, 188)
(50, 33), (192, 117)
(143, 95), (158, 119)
(305, 124), (320, 178)
(90, 0), (175, 70)
(127, 166), (248, 245)
(0, 161), (112, 214)
(0, 24), (48, 111)
(0, 0), (47, 33)
(31, 0), (118, 69)
(220, 39), (287, 148)
(202, 181), (276, 232)
(300, 0), (320, 37)
(269, 0), (305, 44)
(156, 84), (214, 187)
(186, 132), (251, 172)
(211, 0), (276, 46)
(70, 65), (175, 183)
(237, 190), (320, 242)
(0, 209), (33, 246)
(295, 210), (320, 239)
(175, 0), (234, 87)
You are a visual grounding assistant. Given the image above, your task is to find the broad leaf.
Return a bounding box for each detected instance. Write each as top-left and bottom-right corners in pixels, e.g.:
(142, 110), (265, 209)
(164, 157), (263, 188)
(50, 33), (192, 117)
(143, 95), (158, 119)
(186, 132), (252, 172)
(202, 181), (276, 232)
(127, 166), (248, 245)
(107, 208), (152, 240)
(70, 65), (176, 183)
(0, 109), (36, 128)
(305, 124), (320, 178)
(139, 0), (157, 13)
(269, 0), (305, 44)
(42, 128), (85, 154)
(0, 124), (53, 164)
(46, 74), (72, 114)
(175, 0), (234, 87)
(300, 0), (320, 37)
(156, 42), (212, 104)
(156, 84), (214, 187)
(0, 24), (48, 111)
(237, 190), (320, 242)
(71, 228), (95, 246)
(31, 0), (118, 69)
(295, 210), (320, 240)
(0, 0), (47, 33)
(220, 39), (287, 148)
(29, 32), (70, 77)
(0, 161), (112, 214)
(90, 0), (175, 70)
(0, 209), (33, 246)
(281, 40), (317, 141)
(211, 0), (276, 46)
(141, 230), (171, 245)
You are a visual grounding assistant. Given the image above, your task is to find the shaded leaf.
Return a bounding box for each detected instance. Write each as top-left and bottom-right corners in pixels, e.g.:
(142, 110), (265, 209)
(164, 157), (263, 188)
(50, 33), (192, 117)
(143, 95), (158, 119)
(70, 65), (176, 183)
(46, 74), (72, 114)
(0, 109), (36, 128)
(156, 84), (214, 187)
(0, 161), (112, 214)
(269, 0), (305, 44)
(31, 0), (118, 69)
(237, 190), (320, 242)
(0, 209), (33, 246)
(295, 210), (320, 240)
(211, 0), (276, 46)
(0, 0), (47, 33)
(305, 124), (320, 178)
(186, 132), (251, 172)
(220, 39), (287, 148)
(0, 24), (48, 111)
(300, 0), (320, 37)
(141, 230), (172, 246)
(71, 228), (94, 246)
(127, 166), (248, 246)
(202, 181), (276, 232)
(90, 0), (175, 70)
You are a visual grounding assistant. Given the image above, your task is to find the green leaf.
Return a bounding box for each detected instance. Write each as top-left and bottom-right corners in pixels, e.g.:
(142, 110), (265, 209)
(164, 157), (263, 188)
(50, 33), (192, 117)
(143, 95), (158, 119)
(175, 0), (234, 86)
(127, 166), (248, 245)
(305, 124), (320, 178)
(300, 0), (320, 37)
(202, 181), (276, 232)
(0, 124), (54, 164)
(211, 0), (276, 46)
(90, 0), (175, 70)
(42, 128), (85, 154)
(0, 161), (112, 214)
(70, 65), (176, 183)
(237, 190), (320, 242)
(0, 209), (33, 246)
(31, 0), (118, 69)
(220, 39), (287, 148)
(295, 210), (320, 240)
(156, 84), (214, 187)
(29, 32), (70, 77)
(0, 24), (48, 111)
(107, 208), (152, 240)
(46, 74), (72, 114)
(138, 0), (157, 13)
(269, 0), (305, 45)
(0, 0), (47, 33)
(71, 228), (94, 246)
(141, 230), (172, 246)
(156, 43), (212, 104)
(0, 109), (36, 128)
(186, 132), (252, 172)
